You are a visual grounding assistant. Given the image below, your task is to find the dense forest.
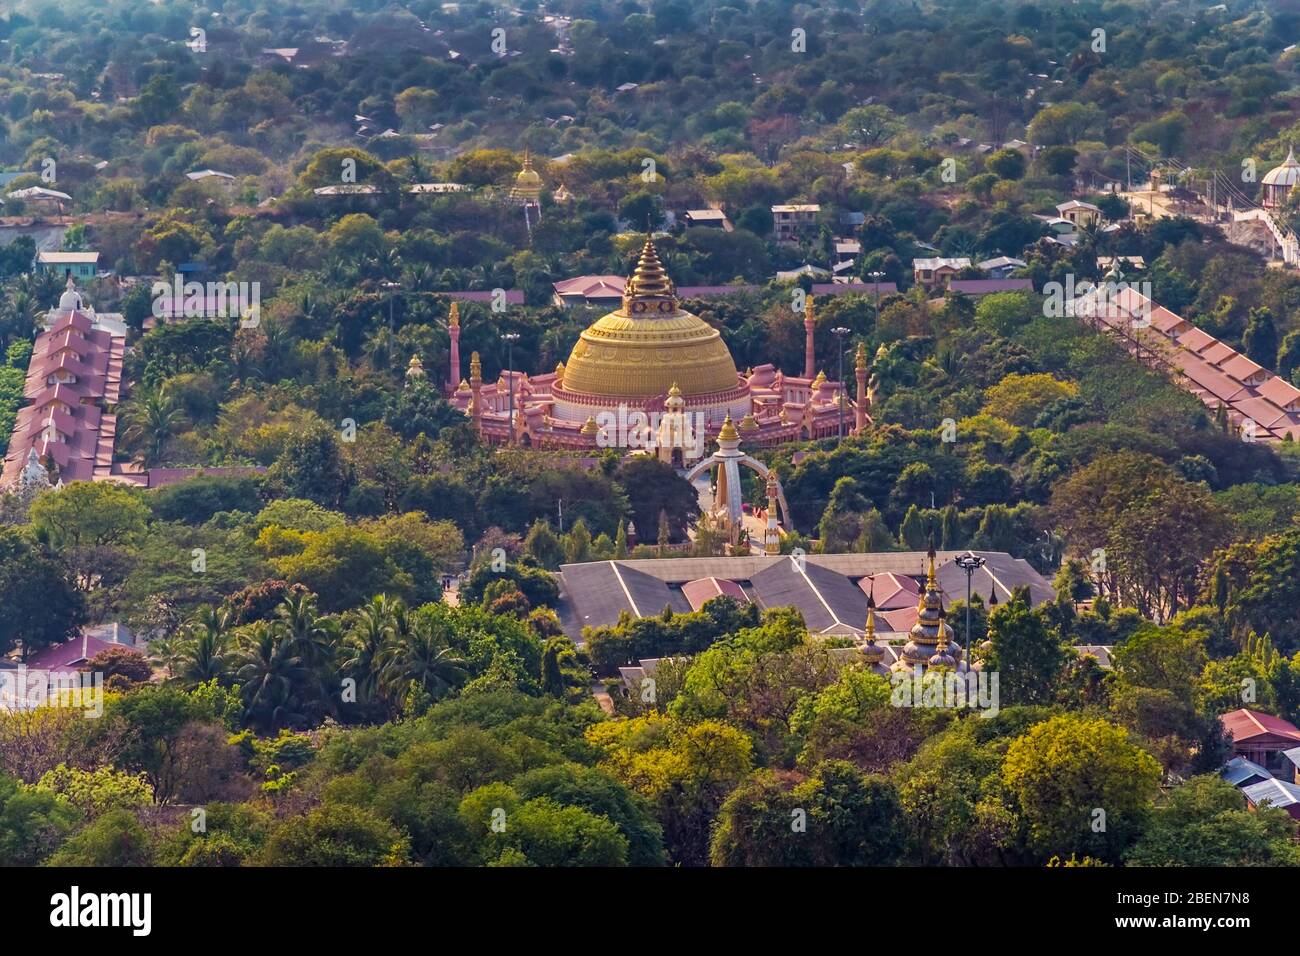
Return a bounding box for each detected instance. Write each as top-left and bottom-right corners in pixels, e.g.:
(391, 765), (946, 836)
(2, 0), (1300, 868)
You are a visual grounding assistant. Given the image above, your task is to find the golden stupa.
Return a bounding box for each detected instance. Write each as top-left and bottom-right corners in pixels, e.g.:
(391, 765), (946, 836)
(509, 150), (543, 203)
(556, 236), (741, 399)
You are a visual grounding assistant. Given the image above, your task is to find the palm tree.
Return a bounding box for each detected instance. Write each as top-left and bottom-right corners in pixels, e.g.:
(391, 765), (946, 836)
(338, 596), (396, 712)
(176, 605), (235, 687)
(120, 385), (188, 468)
(146, 634), (185, 679)
(275, 592), (335, 667)
(379, 616), (467, 705)
(234, 623), (310, 732)
(258, 315), (293, 382)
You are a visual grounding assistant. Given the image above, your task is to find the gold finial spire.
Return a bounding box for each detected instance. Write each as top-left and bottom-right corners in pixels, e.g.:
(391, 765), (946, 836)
(717, 413), (739, 442)
(812, 369), (826, 388)
(926, 532), (938, 588)
(804, 293), (815, 324)
(623, 235), (677, 303)
(580, 415), (598, 437)
(449, 301), (460, 328)
(855, 341), (868, 372)
(470, 351), (482, 385)
(668, 382), (682, 398)
(522, 148), (533, 171)
(860, 587), (885, 663)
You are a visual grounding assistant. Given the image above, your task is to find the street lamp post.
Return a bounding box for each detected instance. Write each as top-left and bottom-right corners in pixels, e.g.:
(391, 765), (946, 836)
(954, 553), (986, 668)
(831, 326), (849, 443)
(868, 270), (885, 329)
(381, 280), (401, 332)
(502, 332), (520, 443)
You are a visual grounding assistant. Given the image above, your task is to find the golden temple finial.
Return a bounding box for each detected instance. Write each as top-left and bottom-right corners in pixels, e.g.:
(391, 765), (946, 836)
(623, 234), (677, 304)
(718, 413), (739, 443)
(470, 351), (482, 385)
(812, 369), (826, 388)
(580, 415), (599, 437)
(554, 361), (565, 385)
(739, 411), (758, 432)
(926, 532), (938, 588)
(860, 587), (885, 664)
(804, 293), (815, 325)
(855, 341), (868, 372)
(448, 301), (460, 328)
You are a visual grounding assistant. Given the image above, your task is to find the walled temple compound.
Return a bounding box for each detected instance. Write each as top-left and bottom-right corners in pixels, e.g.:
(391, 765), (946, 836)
(429, 236), (873, 550)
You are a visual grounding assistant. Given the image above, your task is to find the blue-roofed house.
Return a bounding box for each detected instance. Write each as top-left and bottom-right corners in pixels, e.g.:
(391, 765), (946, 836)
(1221, 755), (1272, 789)
(1241, 777), (1300, 820)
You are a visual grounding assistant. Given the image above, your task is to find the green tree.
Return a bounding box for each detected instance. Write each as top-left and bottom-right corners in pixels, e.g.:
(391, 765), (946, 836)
(261, 803), (410, 866)
(986, 587), (1067, 704)
(1243, 307), (1279, 370)
(0, 771), (80, 865)
(1126, 775), (1300, 865)
(0, 529), (86, 659)
(1001, 714), (1161, 863)
(47, 808), (153, 866)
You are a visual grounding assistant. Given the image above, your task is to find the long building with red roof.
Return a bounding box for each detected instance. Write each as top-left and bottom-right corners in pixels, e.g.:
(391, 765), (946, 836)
(1, 280), (128, 487)
(1080, 283), (1300, 442)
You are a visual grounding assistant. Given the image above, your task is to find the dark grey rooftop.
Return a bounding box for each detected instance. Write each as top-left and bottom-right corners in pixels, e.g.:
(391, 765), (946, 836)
(558, 551), (1053, 638)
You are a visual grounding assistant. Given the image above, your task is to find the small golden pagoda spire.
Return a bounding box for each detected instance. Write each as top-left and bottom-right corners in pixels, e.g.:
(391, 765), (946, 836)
(739, 411), (758, 432)
(580, 415), (599, 437)
(926, 532), (938, 589)
(623, 235), (677, 303)
(804, 293), (815, 325)
(469, 351), (482, 386)
(860, 587), (885, 664)
(855, 341), (868, 372)
(448, 301), (460, 328)
(717, 413), (739, 443)
(812, 369), (827, 388)
(554, 361), (565, 386)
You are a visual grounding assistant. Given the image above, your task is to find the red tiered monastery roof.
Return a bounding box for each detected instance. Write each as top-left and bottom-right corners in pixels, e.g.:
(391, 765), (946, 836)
(1084, 285), (1300, 443)
(1, 286), (127, 487)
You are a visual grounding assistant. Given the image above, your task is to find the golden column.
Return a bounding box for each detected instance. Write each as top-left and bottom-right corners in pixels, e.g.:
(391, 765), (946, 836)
(447, 301), (461, 394)
(469, 351), (483, 433)
(763, 471), (781, 555)
(854, 341), (869, 433)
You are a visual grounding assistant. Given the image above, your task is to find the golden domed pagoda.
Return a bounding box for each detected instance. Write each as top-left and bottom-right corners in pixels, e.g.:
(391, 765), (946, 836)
(509, 150), (543, 204)
(552, 237), (745, 413)
(446, 235), (871, 457)
(892, 539), (962, 672)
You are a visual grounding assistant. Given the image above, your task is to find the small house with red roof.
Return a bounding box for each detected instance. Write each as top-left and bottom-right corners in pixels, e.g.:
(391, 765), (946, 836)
(1221, 708), (1300, 775)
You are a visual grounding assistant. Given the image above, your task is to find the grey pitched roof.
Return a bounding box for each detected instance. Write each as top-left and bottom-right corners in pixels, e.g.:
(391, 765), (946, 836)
(1221, 756), (1272, 787)
(1243, 777), (1300, 809)
(559, 551), (1051, 638)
